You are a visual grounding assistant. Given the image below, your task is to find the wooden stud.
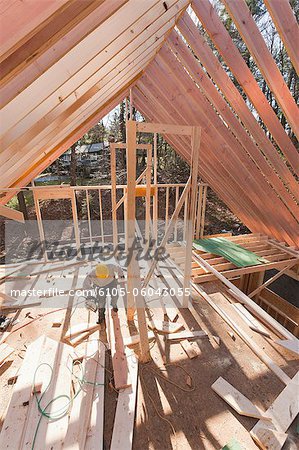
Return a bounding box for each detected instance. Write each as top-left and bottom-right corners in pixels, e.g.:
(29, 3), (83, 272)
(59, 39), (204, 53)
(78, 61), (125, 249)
(183, 126), (201, 307)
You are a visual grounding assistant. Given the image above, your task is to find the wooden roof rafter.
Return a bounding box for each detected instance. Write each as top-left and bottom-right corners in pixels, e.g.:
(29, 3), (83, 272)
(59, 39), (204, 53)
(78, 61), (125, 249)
(167, 30), (298, 217)
(176, 12), (299, 201)
(191, 0), (299, 174)
(222, 0), (299, 138)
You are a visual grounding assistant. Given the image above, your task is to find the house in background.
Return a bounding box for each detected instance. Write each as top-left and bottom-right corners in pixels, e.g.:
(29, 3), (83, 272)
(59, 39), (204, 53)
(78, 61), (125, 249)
(59, 142), (108, 175)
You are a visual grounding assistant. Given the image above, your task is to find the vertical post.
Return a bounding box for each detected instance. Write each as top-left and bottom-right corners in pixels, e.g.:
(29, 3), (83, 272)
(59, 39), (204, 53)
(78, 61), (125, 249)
(182, 126), (201, 307)
(32, 186), (47, 262)
(85, 189), (93, 257)
(71, 190), (81, 256)
(98, 189), (104, 245)
(196, 184), (203, 239)
(153, 133), (158, 247)
(110, 145), (118, 248)
(129, 89), (133, 120)
(126, 120), (150, 362)
(145, 146), (152, 246)
(174, 186), (179, 241)
(200, 185), (207, 238)
(126, 120), (137, 320)
(165, 186), (169, 233)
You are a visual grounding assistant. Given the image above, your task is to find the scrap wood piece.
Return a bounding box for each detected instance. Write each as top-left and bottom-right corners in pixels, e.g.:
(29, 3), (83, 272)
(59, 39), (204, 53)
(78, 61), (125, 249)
(110, 350), (138, 450)
(250, 427), (287, 450)
(191, 284), (291, 385)
(250, 371), (299, 450)
(212, 377), (271, 421)
(65, 322), (100, 340)
(0, 301), (42, 311)
(85, 341), (106, 450)
(232, 303), (271, 338)
(0, 291), (18, 304)
(0, 335), (45, 449)
(62, 339), (99, 450)
(148, 319), (184, 334)
(0, 343), (14, 364)
(275, 339), (299, 356)
(123, 331), (155, 347)
(167, 330), (208, 340)
(67, 327), (100, 347)
(107, 309), (131, 390)
(180, 339), (200, 359)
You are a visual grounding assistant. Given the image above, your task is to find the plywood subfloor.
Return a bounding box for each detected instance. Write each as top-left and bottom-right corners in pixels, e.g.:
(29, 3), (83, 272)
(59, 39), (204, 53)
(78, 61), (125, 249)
(0, 257), (298, 449)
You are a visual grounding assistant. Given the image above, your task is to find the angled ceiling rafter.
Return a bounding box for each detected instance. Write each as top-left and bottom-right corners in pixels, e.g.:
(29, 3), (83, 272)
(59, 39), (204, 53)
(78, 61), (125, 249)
(177, 12), (299, 201)
(140, 50), (298, 244)
(167, 30), (298, 217)
(191, 0), (299, 174)
(222, 0), (299, 138)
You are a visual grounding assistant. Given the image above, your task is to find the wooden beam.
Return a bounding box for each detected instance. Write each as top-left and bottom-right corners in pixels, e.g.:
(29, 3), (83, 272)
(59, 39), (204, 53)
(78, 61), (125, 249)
(223, 0), (299, 138)
(167, 31), (298, 217)
(126, 120), (150, 362)
(0, 0), (69, 62)
(250, 372), (299, 449)
(212, 377), (271, 421)
(0, 204), (24, 223)
(191, 283), (291, 385)
(248, 260), (298, 298)
(193, 252), (296, 341)
(133, 83), (298, 246)
(0, 0), (127, 108)
(183, 126), (201, 307)
(177, 12), (299, 194)
(264, 0), (299, 75)
(191, 1), (299, 174)
(136, 121), (192, 135)
(152, 46), (298, 243)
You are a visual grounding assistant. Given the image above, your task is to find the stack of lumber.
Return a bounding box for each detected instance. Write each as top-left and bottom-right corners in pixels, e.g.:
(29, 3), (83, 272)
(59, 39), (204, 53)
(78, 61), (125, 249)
(0, 335), (106, 449)
(0, 328), (140, 450)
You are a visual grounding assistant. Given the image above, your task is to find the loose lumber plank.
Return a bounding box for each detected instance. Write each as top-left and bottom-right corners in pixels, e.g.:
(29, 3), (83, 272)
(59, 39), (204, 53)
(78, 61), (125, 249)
(110, 349), (138, 450)
(107, 309), (131, 390)
(212, 377), (271, 421)
(62, 338), (99, 449)
(0, 204), (24, 223)
(275, 339), (299, 356)
(85, 341), (106, 450)
(250, 372), (299, 449)
(0, 343), (14, 364)
(124, 331), (155, 347)
(193, 252), (295, 341)
(148, 320), (184, 334)
(231, 303), (271, 338)
(180, 339), (200, 358)
(167, 330), (207, 340)
(0, 336), (45, 449)
(191, 283), (291, 385)
(64, 322), (100, 340)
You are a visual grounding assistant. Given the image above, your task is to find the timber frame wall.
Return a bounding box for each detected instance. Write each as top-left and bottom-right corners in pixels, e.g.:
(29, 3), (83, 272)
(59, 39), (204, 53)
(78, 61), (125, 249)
(0, 0), (298, 248)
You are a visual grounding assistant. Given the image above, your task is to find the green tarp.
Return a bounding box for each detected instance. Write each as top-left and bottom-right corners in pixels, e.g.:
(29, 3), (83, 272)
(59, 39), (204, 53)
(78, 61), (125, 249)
(193, 237), (267, 268)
